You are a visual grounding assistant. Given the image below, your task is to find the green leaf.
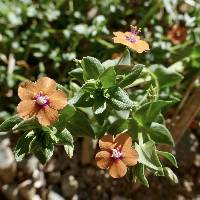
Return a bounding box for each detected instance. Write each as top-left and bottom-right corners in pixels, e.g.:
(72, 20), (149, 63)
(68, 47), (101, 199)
(150, 65), (183, 88)
(163, 167), (178, 183)
(13, 118), (41, 131)
(56, 83), (68, 94)
(51, 128), (74, 146)
(31, 132), (54, 164)
(108, 119), (129, 134)
(135, 141), (163, 171)
(69, 68), (84, 82)
(135, 163), (149, 187)
(99, 66), (116, 88)
(81, 56), (104, 81)
(119, 64), (144, 88)
(93, 96), (106, 115)
(157, 151), (178, 168)
(15, 131), (35, 162)
(0, 115), (22, 132)
(66, 111), (95, 138)
(81, 79), (97, 93)
(128, 118), (139, 139)
(55, 105), (76, 131)
(64, 143), (74, 158)
(149, 122), (174, 146)
(108, 87), (135, 110)
(115, 49), (132, 75)
(134, 100), (171, 125)
(69, 91), (93, 107)
(94, 107), (109, 126)
(118, 48), (131, 66)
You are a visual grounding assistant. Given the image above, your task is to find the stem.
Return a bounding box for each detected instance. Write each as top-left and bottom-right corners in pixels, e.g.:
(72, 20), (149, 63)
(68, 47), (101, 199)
(138, 131), (143, 145)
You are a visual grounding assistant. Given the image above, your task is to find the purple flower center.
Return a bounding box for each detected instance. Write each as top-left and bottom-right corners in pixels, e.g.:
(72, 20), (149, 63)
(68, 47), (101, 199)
(111, 148), (123, 159)
(35, 92), (49, 107)
(126, 35), (137, 43)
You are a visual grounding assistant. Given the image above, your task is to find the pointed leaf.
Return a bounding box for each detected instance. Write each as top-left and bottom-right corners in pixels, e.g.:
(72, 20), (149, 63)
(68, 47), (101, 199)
(0, 115), (22, 132)
(157, 151), (178, 168)
(149, 122), (174, 146)
(108, 87), (135, 110)
(81, 56), (104, 80)
(15, 131), (35, 162)
(99, 66), (116, 88)
(119, 64), (144, 88)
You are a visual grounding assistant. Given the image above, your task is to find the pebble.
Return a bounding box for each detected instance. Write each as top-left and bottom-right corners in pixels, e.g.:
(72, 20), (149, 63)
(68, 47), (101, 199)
(0, 146), (16, 183)
(18, 156), (39, 176)
(47, 190), (65, 200)
(61, 174), (79, 197)
(194, 154), (200, 167)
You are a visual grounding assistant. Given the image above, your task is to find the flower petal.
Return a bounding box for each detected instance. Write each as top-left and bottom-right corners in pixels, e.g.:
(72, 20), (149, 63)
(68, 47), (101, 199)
(122, 148), (139, 166)
(95, 150), (112, 169)
(114, 133), (132, 150)
(131, 40), (149, 53)
(18, 81), (37, 100)
(36, 106), (58, 126)
(49, 90), (67, 110)
(113, 36), (131, 47)
(113, 31), (125, 37)
(35, 77), (57, 95)
(17, 100), (38, 119)
(99, 134), (114, 150)
(109, 160), (127, 178)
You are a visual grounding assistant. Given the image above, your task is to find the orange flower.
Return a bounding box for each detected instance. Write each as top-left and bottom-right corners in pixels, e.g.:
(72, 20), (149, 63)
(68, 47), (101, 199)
(168, 24), (187, 44)
(95, 133), (139, 178)
(113, 26), (150, 53)
(17, 77), (67, 126)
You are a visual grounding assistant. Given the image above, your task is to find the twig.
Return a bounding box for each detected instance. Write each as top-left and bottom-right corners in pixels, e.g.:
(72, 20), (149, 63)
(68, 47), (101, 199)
(170, 71), (200, 129)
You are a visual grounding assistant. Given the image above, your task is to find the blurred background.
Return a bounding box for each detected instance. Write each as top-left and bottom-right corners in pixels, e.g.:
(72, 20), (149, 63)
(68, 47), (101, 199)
(0, 0), (200, 199)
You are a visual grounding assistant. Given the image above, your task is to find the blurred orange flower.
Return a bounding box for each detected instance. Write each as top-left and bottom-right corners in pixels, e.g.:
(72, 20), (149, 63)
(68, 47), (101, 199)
(168, 24), (187, 44)
(17, 77), (67, 126)
(95, 133), (138, 178)
(113, 26), (150, 53)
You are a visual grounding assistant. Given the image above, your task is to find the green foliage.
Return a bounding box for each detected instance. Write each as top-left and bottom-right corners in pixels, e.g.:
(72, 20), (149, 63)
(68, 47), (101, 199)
(0, 47), (179, 185)
(15, 131), (35, 162)
(0, 115), (22, 132)
(149, 122), (174, 146)
(150, 65), (183, 88)
(2, 0), (199, 185)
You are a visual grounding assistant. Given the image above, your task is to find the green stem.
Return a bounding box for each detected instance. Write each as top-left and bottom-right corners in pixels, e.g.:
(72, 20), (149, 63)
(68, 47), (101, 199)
(138, 131), (143, 145)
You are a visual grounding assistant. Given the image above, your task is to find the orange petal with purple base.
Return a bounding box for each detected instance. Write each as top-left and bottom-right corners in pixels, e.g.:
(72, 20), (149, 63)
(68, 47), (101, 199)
(49, 90), (67, 110)
(122, 148), (138, 166)
(99, 134), (114, 150)
(35, 77), (57, 95)
(109, 159), (127, 178)
(17, 100), (38, 119)
(95, 150), (112, 169)
(18, 81), (37, 100)
(36, 106), (58, 126)
(114, 133), (132, 150)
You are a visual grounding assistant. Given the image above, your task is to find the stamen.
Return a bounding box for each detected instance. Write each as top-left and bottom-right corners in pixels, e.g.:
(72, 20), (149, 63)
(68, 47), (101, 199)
(35, 92), (49, 106)
(111, 148), (123, 159)
(130, 25), (141, 35)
